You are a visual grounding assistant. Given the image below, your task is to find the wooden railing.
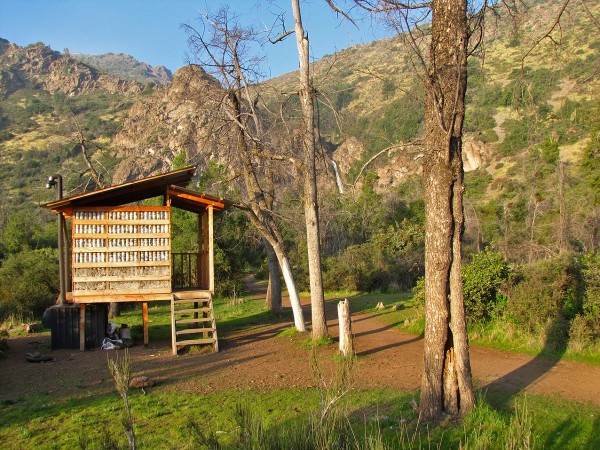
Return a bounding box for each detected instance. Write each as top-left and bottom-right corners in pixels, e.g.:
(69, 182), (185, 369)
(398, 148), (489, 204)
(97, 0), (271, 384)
(172, 252), (201, 290)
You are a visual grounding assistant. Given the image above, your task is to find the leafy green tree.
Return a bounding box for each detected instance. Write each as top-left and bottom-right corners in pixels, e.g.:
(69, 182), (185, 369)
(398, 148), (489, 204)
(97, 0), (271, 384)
(0, 248), (59, 322)
(0, 210), (56, 255)
(462, 250), (509, 322)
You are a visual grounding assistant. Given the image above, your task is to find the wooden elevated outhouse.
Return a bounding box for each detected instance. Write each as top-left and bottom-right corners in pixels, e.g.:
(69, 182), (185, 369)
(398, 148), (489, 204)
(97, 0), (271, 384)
(42, 166), (229, 354)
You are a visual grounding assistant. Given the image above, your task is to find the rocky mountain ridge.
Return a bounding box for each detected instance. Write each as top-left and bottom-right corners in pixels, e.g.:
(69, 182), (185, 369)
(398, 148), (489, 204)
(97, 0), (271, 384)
(0, 38), (143, 99)
(70, 52), (173, 85)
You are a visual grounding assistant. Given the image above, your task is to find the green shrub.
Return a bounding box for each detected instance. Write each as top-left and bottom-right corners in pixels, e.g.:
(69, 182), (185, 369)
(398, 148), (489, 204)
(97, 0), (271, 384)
(0, 248), (59, 323)
(539, 138), (559, 165)
(464, 107), (496, 133)
(580, 252), (600, 339)
(465, 169), (493, 200)
(323, 222), (424, 292)
(500, 117), (533, 156)
(412, 276), (425, 306)
(463, 250), (510, 322)
(507, 256), (584, 334)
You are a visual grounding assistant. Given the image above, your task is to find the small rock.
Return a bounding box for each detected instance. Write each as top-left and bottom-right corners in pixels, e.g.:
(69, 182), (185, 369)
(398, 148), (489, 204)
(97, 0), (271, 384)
(26, 352), (54, 363)
(24, 323), (42, 333)
(392, 303), (405, 311)
(129, 376), (156, 389)
(404, 319), (410, 327)
(375, 302), (385, 310)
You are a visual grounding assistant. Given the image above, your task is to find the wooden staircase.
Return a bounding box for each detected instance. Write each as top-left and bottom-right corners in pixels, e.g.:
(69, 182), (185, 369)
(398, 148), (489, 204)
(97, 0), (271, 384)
(171, 290), (218, 355)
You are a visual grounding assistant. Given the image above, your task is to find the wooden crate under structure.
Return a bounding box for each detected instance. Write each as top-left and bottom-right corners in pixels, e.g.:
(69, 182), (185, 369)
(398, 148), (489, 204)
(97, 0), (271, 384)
(42, 166), (230, 354)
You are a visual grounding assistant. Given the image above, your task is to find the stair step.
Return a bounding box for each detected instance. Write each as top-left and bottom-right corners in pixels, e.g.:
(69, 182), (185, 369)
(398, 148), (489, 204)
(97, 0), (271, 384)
(175, 317), (213, 325)
(176, 327), (215, 336)
(173, 291), (212, 300)
(171, 291), (218, 355)
(176, 338), (215, 346)
(173, 298), (211, 305)
(173, 307), (212, 315)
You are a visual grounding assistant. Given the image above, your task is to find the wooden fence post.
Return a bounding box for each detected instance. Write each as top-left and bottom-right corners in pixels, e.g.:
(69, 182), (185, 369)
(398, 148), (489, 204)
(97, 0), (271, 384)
(338, 298), (353, 356)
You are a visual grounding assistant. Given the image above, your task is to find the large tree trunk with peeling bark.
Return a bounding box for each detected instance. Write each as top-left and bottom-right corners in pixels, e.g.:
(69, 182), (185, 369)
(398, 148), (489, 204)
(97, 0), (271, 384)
(291, 0), (328, 340)
(419, 0), (475, 420)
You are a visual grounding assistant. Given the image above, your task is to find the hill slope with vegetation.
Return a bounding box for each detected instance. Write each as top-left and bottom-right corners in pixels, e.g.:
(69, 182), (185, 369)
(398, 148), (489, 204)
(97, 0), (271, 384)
(0, 0), (598, 357)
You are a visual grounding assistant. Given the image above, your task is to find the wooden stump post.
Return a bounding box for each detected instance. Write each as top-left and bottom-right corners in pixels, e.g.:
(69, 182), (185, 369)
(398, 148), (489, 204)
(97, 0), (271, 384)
(338, 298), (353, 356)
(79, 303), (86, 351)
(142, 302), (149, 345)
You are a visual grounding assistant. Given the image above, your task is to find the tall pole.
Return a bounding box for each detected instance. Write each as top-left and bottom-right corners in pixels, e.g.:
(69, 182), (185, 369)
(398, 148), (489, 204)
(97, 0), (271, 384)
(56, 176), (67, 305)
(47, 175), (67, 305)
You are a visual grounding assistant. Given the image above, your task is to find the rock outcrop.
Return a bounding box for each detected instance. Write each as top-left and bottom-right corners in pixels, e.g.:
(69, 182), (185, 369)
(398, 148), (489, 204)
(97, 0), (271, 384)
(333, 136), (490, 191)
(111, 64), (224, 183)
(0, 39), (142, 99)
(70, 52), (173, 85)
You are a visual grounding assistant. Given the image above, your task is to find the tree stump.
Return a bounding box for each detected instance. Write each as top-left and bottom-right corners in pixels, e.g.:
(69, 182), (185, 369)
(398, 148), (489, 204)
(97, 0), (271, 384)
(338, 298), (354, 356)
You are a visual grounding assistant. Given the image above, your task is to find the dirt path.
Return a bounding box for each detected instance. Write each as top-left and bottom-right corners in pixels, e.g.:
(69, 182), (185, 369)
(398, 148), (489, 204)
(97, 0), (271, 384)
(1, 281), (599, 408)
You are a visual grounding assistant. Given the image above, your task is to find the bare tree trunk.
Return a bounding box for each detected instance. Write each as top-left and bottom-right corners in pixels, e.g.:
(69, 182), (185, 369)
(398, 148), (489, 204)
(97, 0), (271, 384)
(503, 203), (510, 260)
(291, 0), (328, 340)
(558, 161), (568, 254)
(278, 250), (306, 331)
(243, 210), (306, 331)
(228, 90), (306, 331)
(419, 0), (474, 421)
(264, 239), (282, 313)
(109, 302), (121, 319)
(528, 200), (540, 265)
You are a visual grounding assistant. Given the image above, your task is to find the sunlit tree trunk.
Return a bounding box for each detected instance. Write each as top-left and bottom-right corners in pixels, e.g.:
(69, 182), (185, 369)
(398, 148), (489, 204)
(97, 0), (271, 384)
(419, 0), (475, 420)
(291, 0), (328, 340)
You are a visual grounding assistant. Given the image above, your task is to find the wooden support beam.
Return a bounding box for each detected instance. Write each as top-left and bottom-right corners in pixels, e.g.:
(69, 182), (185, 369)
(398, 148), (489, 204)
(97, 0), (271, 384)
(200, 208), (209, 290)
(170, 295), (177, 356)
(208, 205), (214, 294)
(198, 211), (203, 288)
(79, 303), (86, 351)
(142, 302), (149, 345)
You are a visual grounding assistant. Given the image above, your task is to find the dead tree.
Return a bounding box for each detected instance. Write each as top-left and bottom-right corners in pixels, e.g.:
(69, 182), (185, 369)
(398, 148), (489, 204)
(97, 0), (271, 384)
(290, 0), (328, 340)
(267, 0), (329, 340)
(184, 9), (306, 330)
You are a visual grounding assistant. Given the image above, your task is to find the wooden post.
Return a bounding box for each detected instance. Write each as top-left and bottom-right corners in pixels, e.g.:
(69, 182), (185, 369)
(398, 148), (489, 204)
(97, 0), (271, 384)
(338, 298), (353, 356)
(200, 208), (209, 290)
(208, 205), (214, 294)
(200, 214), (204, 288)
(79, 303), (86, 351)
(142, 302), (149, 345)
(170, 295), (177, 356)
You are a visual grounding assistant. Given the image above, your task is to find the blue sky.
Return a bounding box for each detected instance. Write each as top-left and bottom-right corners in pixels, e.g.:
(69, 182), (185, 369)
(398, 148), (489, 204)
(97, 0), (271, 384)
(0, 0), (391, 79)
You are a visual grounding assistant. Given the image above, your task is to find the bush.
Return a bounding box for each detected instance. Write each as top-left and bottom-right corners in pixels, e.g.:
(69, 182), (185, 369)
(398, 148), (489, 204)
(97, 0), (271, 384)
(580, 252), (600, 340)
(412, 276), (425, 306)
(463, 250), (510, 322)
(507, 256), (584, 333)
(0, 210), (56, 255)
(323, 221), (424, 292)
(0, 248), (59, 323)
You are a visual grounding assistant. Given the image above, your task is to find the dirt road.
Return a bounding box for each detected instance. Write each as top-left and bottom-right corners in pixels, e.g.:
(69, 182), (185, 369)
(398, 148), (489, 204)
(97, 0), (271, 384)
(1, 285), (599, 407)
